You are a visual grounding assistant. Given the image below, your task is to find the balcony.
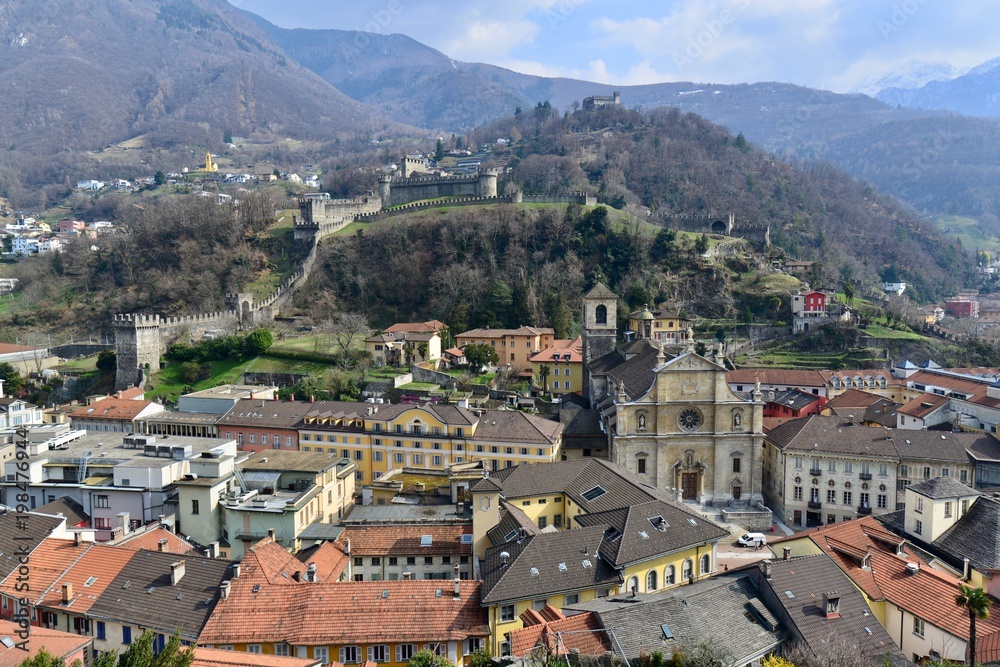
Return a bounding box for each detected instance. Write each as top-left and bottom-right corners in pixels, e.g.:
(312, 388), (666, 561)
(808, 500), (822, 510)
(809, 468), (822, 477)
(859, 472), (873, 481)
(858, 505), (873, 516)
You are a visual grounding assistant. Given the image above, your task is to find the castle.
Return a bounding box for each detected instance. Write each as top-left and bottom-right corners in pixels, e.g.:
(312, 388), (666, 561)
(662, 212), (771, 251)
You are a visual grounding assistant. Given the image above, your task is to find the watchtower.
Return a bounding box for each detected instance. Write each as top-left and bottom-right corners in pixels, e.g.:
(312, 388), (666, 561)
(114, 314), (162, 390)
(582, 283), (618, 366)
(478, 168), (501, 198)
(378, 175), (392, 208)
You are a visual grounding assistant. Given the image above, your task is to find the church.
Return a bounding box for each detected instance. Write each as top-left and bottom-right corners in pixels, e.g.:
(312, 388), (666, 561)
(581, 284), (765, 507)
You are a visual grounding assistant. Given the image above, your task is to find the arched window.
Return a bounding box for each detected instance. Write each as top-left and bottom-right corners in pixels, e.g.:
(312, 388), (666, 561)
(682, 559), (693, 581)
(595, 304), (608, 325)
(626, 576), (639, 594)
(646, 570), (658, 592)
(664, 564), (676, 586)
(700, 554), (711, 575)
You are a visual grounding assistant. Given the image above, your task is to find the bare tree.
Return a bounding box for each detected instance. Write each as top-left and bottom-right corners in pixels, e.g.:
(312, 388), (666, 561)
(325, 312), (371, 369)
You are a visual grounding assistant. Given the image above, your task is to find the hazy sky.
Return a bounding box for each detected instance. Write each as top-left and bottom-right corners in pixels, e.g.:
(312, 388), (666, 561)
(230, 0), (998, 94)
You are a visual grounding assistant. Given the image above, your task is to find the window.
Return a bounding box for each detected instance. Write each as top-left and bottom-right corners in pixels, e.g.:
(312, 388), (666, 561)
(827, 490), (836, 503)
(961, 469), (969, 483)
(916, 497), (924, 513)
(962, 499), (971, 515)
(638, 458), (646, 474)
(828, 460), (837, 472)
(314, 648), (329, 664)
(664, 565), (676, 585)
(356, 471), (364, 481)
(944, 502), (953, 518)
(275, 644), (290, 657)
(339, 647), (360, 664)
(501, 605), (515, 621)
(794, 457), (803, 469)
(844, 461), (853, 474)
(95, 495), (109, 508)
(913, 616), (925, 638)
(682, 559), (693, 581)
(262, 435), (268, 445)
(123, 626), (132, 645)
(97, 621), (106, 640)
(878, 494), (888, 509)
(646, 569), (658, 591)
(249, 434), (255, 443)
(900, 465), (909, 478)
(368, 645), (389, 663)
(397, 645), (417, 662)
(388, 557), (398, 566)
(95, 517), (112, 530)
(700, 554), (711, 575)
(371, 557), (381, 566)
(355, 450), (363, 460)
(394, 452), (404, 464)
(581, 485), (607, 501)
(191, 499), (199, 515)
(923, 467), (931, 479)
(412, 453), (424, 465)
(793, 487), (803, 501)
(732, 458), (741, 473)
(407, 557), (416, 565)
(914, 519), (923, 535)
(433, 455), (443, 466)
(827, 514), (837, 524)
(424, 556), (434, 565)
(538, 516), (547, 529)
(374, 451), (383, 462)
(247, 645), (262, 654)
(843, 491), (852, 506)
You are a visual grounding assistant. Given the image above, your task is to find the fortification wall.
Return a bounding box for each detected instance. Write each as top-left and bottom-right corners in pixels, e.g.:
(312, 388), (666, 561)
(520, 193), (597, 206)
(386, 176), (482, 208)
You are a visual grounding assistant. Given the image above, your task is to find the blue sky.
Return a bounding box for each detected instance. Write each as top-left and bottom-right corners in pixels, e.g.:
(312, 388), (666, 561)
(231, 0), (998, 94)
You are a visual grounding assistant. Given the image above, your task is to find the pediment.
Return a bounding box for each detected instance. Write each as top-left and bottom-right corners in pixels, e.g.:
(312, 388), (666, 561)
(659, 351), (724, 373)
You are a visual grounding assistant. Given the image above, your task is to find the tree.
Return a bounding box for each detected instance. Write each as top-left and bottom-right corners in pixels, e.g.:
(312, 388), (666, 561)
(464, 343), (499, 373)
(96, 349), (117, 374)
(695, 233), (709, 255)
(408, 651), (452, 667)
(467, 649), (492, 667)
(154, 171), (166, 186)
(538, 364), (550, 394)
(0, 362), (25, 394)
(733, 131), (750, 153)
(18, 649), (82, 667)
(434, 139), (445, 162)
(761, 656), (795, 667)
(956, 584), (990, 666)
(843, 282), (856, 307)
(326, 312), (371, 369)
(243, 328), (273, 357)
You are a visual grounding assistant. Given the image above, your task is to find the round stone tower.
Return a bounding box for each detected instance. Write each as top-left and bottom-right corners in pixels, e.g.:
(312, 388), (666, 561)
(377, 175), (392, 209)
(478, 168), (501, 198)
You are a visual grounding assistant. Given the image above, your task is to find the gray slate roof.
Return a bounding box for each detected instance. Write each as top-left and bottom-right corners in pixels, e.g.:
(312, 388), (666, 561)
(588, 340), (663, 400)
(486, 501), (541, 547)
(907, 476), (978, 499)
(584, 283), (618, 299)
(579, 575), (783, 665)
(480, 526), (621, 604)
(934, 495), (1000, 570)
(35, 496), (89, 526)
(766, 416), (899, 459)
(575, 500), (729, 567)
(0, 510), (64, 581)
(89, 550), (234, 639)
(762, 555), (907, 664)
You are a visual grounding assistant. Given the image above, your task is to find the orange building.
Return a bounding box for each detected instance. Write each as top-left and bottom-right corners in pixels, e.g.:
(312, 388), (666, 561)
(456, 327), (554, 370)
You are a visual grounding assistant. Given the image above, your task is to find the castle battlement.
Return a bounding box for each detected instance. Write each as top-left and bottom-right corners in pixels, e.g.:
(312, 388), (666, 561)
(113, 313), (161, 326)
(161, 311), (235, 327)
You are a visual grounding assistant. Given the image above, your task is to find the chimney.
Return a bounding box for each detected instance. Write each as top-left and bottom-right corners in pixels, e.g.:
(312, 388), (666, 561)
(233, 564), (241, 579)
(208, 541), (220, 559)
(964, 557), (972, 581)
(116, 512), (131, 534)
(267, 528), (276, 541)
(220, 581), (231, 600)
(344, 538), (351, 555)
(61, 582), (73, 603)
(307, 562), (317, 583)
(782, 547), (791, 561)
(170, 560), (185, 586)
(763, 559), (773, 580)
(906, 562), (920, 576)
(73, 532), (82, 547)
(821, 591), (841, 619)
(157, 539), (169, 552)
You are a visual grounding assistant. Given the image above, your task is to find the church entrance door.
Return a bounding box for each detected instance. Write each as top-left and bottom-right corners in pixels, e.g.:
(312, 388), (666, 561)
(681, 473), (698, 500)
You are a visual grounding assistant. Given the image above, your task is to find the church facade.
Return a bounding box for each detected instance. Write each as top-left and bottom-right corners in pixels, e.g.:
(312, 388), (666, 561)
(583, 284), (765, 507)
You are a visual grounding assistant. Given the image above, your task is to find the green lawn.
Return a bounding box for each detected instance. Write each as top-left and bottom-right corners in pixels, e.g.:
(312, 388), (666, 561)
(471, 373), (495, 385)
(271, 334), (338, 353)
(244, 356), (332, 376)
(397, 381), (440, 391)
(146, 358), (249, 403)
(929, 214), (1000, 254)
(861, 324), (927, 341)
(54, 355), (99, 373)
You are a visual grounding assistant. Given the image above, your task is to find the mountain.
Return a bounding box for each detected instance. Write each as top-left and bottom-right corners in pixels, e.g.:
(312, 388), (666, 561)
(0, 0), (394, 159)
(850, 60), (967, 96)
(876, 56), (1000, 116)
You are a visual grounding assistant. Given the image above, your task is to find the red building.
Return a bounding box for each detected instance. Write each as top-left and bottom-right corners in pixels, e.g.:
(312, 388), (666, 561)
(763, 388), (827, 419)
(944, 298), (979, 318)
(791, 290), (827, 314)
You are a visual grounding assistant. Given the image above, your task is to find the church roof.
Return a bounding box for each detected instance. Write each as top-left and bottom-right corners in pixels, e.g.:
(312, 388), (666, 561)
(588, 340), (662, 400)
(584, 283), (618, 299)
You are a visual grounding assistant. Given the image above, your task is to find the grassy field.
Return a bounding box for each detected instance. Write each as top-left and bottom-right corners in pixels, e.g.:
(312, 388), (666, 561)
(397, 381), (440, 391)
(861, 324), (927, 341)
(928, 214), (1000, 254)
(54, 356), (99, 373)
(243, 356), (331, 376)
(271, 334), (338, 353)
(146, 358), (248, 403)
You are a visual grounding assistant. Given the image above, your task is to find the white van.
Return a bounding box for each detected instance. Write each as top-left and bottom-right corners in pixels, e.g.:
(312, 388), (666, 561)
(737, 532), (767, 548)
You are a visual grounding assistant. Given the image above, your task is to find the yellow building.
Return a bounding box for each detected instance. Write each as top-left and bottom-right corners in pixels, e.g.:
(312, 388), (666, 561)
(472, 459), (728, 656)
(365, 331), (442, 367)
(200, 538), (489, 666)
(457, 326), (554, 370)
(298, 403), (564, 482)
(625, 307), (691, 346)
(529, 338), (583, 396)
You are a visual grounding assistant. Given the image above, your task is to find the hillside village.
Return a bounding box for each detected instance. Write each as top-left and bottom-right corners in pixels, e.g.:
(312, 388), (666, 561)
(7, 282), (1000, 666)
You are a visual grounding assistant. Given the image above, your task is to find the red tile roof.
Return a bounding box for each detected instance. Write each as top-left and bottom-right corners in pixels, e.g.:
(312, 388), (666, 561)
(192, 648), (320, 667)
(39, 544), (134, 613)
(824, 389), (886, 410)
(385, 321), (447, 334)
(897, 392), (950, 417)
(0, 618), (91, 665)
(114, 387), (146, 400)
(68, 397), (160, 421)
(790, 516), (1000, 660)
(726, 369), (827, 388)
(509, 605), (608, 658)
(530, 346), (582, 363)
(340, 525), (472, 557)
(0, 538), (89, 604)
(114, 527), (196, 555)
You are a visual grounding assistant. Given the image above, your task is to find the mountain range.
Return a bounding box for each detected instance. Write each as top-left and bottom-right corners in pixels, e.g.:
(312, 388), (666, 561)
(876, 57), (1000, 117)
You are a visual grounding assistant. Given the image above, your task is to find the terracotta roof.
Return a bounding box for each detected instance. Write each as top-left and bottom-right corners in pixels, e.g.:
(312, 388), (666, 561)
(727, 369), (827, 388)
(0, 618), (91, 665)
(0, 538), (89, 604)
(529, 346), (583, 363)
(294, 541), (350, 582)
(444, 347), (465, 357)
(340, 525), (472, 557)
(471, 411), (563, 446)
(0, 342), (41, 354)
(794, 516), (1000, 657)
(115, 387), (146, 400)
(38, 543), (135, 613)
(192, 647), (320, 667)
(509, 606), (608, 657)
(385, 320), (447, 334)
(68, 397), (161, 421)
(897, 392), (950, 417)
(458, 326), (554, 339)
(201, 565), (488, 645)
(114, 527), (196, 554)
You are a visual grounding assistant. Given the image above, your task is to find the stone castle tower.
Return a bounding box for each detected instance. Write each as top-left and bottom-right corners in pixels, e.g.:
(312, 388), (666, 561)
(582, 283), (618, 365)
(113, 314), (163, 390)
